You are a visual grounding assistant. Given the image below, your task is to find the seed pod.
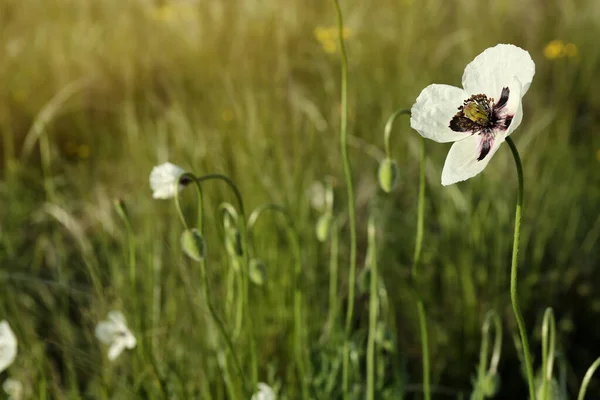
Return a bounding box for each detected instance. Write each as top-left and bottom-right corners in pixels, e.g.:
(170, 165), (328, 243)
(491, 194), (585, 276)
(378, 158), (399, 193)
(181, 229), (205, 261)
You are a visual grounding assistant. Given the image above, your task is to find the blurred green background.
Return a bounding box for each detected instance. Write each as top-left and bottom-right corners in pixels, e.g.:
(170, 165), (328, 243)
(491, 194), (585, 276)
(1, 0), (599, 398)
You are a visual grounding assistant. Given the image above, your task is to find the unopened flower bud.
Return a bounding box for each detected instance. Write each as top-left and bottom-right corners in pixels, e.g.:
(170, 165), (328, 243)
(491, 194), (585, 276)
(378, 158), (399, 193)
(249, 259), (266, 286)
(316, 213), (333, 242)
(180, 229), (205, 261)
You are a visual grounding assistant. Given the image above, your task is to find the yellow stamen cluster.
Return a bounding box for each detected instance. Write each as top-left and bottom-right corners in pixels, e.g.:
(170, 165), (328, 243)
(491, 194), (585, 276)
(314, 26), (352, 54)
(463, 102), (490, 126)
(543, 40), (578, 60)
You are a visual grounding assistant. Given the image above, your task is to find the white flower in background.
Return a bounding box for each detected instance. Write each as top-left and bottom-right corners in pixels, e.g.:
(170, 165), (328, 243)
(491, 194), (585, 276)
(411, 44), (535, 185)
(0, 321), (17, 373)
(307, 181), (326, 211)
(251, 382), (276, 400)
(149, 162), (188, 199)
(2, 378), (23, 400)
(95, 311), (136, 361)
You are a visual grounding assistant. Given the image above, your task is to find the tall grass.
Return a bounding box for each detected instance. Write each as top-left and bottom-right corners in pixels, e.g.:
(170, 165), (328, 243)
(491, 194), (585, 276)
(1, 0), (600, 398)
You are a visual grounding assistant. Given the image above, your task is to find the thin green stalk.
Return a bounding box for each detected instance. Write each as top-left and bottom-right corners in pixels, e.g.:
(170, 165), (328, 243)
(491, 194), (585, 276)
(327, 221), (340, 329)
(247, 204), (309, 398)
(220, 204), (244, 341)
(412, 136), (431, 400)
(191, 174), (258, 388)
(366, 217), (378, 400)
(192, 177), (247, 398)
(200, 258), (246, 400)
(383, 109), (411, 157)
(505, 136), (536, 399)
(577, 357), (600, 400)
(332, 2), (358, 397)
(177, 174), (251, 397)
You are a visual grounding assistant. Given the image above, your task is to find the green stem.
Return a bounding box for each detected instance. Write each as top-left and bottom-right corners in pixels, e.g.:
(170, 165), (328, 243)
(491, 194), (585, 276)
(177, 173), (251, 397)
(505, 136), (536, 399)
(577, 357), (600, 400)
(191, 173), (258, 388)
(332, 2), (358, 398)
(366, 217), (378, 400)
(247, 204), (309, 398)
(412, 136), (431, 400)
(200, 258), (246, 399)
(383, 108), (411, 157)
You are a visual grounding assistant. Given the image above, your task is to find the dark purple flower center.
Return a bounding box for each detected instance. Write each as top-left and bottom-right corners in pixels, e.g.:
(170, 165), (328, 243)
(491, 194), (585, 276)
(449, 87), (513, 161)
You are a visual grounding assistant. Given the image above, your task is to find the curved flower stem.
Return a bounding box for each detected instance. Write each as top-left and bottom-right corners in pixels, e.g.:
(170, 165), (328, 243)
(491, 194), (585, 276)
(193, 174), (258, 388)
(332, 2), (358, 398)
(412, 136), (431, 400)
(366, 216), (378, 400)
(177, 173), (254, 396)
(578, 357), (600, 400)
(219, 203), (244, 341)
(383, 108), (411, 158)
(247, 204), (309, 399)
(505, 136), (536, 399)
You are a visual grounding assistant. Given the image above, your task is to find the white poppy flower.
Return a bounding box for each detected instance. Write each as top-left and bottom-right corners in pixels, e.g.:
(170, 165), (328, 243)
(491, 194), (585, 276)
(3, 378), (23, 400)
(149, 162), (188, 199)
(411, 44), (535, 185)
(95, 311), (136, 361)
(0, 321), (17, 373)
(251, 382), (276, 400)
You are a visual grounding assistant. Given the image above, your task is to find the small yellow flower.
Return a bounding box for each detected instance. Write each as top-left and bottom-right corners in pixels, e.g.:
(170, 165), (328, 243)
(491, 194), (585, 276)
(323, 40), (337, 54)
(564, 42), (578, 58)
(314, 26), (352, 54)
(314, 27), (329, 42)
(544, 40), (564, 60)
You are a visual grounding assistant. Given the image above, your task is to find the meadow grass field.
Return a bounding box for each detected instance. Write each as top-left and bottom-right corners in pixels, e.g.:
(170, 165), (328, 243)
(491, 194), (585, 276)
(1, 0), (600, 398)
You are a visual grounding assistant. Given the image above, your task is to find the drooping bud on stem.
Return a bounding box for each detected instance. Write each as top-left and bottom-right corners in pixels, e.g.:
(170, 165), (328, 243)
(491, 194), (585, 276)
(378, 158), (399, 193)
(249, 258), (266, 286)
(181, 228), (205, 261)
(316, 213), (334, 242)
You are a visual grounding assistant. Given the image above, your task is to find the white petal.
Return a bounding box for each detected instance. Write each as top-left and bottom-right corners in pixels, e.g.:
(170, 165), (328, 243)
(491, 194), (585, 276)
(123, 331), (137, 350)
(410, 84), (471, 143)
(507, 102), (523, 137)
(149, 162), (186, 199)
(441, 134), (505, 186)
(95, 321), (118, 344)
(107, 311), (127, 328)
(251, 382), (276, 400)
(0, 321), (17, 374)
(2, 378), (23, 400)
(462, 44), (535, 100)
(107, 340), (127, 361)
